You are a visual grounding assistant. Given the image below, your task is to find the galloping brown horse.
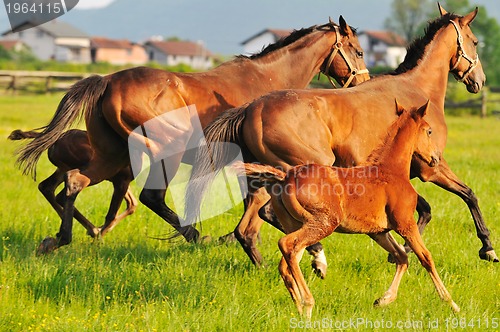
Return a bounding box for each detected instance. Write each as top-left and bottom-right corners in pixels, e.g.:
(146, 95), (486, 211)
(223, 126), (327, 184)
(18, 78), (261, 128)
(15, 17), (369, 254)
(240, 101), (460, 318)
(187, 5), (498, 269)
(9, 129), (137, 252)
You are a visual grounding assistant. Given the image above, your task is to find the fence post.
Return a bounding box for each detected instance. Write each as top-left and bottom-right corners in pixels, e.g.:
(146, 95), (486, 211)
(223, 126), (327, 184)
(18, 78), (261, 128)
(481, 88), (487, 118)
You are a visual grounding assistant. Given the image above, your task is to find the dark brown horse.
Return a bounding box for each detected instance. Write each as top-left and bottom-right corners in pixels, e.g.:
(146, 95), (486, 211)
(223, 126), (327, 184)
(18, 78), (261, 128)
(187, 4), (498, 272)
(239, 101), (460, 318)
(9, 129), (137, 253)
(14, 17), (370, 253)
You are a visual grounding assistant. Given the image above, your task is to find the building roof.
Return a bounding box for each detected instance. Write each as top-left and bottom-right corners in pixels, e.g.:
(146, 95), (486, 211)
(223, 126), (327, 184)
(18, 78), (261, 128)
(91, 37), (135, 50)
(0, 40), (25, 51)
(241, 29), (292, 45)
(145, 40), (212, 56)
(360, 30), (406, 47)
(3, 20), (88, 38)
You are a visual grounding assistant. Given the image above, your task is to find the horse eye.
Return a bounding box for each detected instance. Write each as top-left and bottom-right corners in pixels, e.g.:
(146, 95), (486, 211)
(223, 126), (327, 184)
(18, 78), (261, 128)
(427, 128), (432, 136)
(473, 40), (478, 46)
(356, 51), (363, 58)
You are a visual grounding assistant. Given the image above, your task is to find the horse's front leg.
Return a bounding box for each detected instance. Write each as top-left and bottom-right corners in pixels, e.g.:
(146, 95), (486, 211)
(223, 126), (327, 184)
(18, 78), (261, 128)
(415, 158), (498, 262)
(388, 194), (431, 262)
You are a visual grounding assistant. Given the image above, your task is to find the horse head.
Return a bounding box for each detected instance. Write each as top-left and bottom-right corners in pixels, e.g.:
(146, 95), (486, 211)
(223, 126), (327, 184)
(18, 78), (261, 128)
(321, 16), (370, 87)
(440, 3), (485, 93)
(398, 100), (440, 168)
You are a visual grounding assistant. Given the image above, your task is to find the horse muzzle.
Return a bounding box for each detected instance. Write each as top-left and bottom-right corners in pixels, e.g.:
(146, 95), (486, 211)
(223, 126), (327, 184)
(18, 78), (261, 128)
(465, 79), (484, 94)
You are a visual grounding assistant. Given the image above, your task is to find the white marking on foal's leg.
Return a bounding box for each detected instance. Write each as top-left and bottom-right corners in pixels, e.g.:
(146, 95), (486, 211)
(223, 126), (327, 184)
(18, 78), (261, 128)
(311, 249), (327, 279)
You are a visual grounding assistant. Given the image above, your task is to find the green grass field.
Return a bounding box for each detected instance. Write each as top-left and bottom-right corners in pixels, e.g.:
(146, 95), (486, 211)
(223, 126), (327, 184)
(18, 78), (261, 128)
(0, 94), (498, 331)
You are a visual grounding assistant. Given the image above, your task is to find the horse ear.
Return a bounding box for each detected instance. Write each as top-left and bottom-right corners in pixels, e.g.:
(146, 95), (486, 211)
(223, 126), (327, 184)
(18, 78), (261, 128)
(395, 99), (405, 116)
(339, 15), (352, 36)
(329, 16), (335, 26)
(460, 7), (478, 26)
(437, 2), (448, 16)
(416, 100), (430, 118)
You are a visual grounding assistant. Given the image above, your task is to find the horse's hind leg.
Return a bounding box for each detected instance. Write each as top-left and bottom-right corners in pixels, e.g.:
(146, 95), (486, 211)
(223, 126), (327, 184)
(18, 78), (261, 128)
(140, 160), (199, 242)
(278, 250), (306, 315)
(233, 187), (269, 266)
(100, 170), (137, 237)
(370, 232), (408, 307)
(258, 198), (328, 278)
(278, 221), (334, 319)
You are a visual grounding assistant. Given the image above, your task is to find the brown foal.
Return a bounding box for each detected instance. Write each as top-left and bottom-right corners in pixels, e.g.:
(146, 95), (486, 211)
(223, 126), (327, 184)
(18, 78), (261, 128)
(9, 129), (137, 253)
(240, 101), (460, 318)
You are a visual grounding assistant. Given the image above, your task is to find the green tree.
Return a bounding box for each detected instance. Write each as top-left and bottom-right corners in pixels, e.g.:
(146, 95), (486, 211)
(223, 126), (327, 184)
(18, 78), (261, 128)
(0, 45), (12, 60)
(384, 0), (432, 43)
(386, 0), (500, 86)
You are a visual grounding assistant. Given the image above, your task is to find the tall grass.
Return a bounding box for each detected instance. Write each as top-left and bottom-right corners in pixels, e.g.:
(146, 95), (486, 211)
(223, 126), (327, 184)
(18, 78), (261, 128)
(0, 94), (498, 331)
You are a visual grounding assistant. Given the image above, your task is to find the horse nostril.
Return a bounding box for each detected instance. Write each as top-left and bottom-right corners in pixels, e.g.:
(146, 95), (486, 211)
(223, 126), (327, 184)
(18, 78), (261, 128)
(430, 156), (439, 167)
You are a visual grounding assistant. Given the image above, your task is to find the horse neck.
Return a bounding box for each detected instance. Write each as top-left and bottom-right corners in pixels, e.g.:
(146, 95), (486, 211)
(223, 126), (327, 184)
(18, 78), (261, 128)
(370, 115), (418, 178)
(403, 25), (457, 105)
(248, 30), (335, 89)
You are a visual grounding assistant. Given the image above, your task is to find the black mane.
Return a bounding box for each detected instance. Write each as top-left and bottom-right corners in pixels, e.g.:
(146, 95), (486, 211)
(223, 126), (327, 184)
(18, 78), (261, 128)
(392, 13), (460, 74)
(239, 23), (357, 60)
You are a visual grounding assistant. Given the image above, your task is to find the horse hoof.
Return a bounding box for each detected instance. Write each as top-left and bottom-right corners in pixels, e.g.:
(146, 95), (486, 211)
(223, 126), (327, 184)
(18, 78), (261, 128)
(311, 261), (327, 279)
(87, 228), (101, 239)
(373, 293), (395, 308)
(387, 253), (396, 264)
(451, 301), (460, 313)
(218, 232), (237, 244)
(198, 235), (212, 244)
(36, 237), (58, 255)
(479, 249), (499, 262)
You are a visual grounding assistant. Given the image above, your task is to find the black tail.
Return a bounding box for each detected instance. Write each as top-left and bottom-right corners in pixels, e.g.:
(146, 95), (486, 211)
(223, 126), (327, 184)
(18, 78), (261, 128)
(184, 105), (248, 224)
(8, 129), (41, 140)
(15, 75), (108, 179)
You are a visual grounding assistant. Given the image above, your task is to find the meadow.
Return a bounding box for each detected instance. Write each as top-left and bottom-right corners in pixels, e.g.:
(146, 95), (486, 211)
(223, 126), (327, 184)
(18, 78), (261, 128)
(0, 93), (498, 331)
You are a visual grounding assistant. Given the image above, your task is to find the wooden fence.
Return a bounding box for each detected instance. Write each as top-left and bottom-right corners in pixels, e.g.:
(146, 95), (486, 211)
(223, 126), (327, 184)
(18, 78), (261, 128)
(444, 87), (500, 118)
(0, 70), (90, 94)
(1, 70), (500, 118)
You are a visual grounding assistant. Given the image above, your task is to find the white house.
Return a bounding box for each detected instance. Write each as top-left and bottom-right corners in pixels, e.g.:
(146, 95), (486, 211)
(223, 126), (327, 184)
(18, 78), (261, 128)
(2, 20), (90, 63)
(241, 29), (291, 55)
(143, 40), (213, 70)
(358, 30), (407, 68)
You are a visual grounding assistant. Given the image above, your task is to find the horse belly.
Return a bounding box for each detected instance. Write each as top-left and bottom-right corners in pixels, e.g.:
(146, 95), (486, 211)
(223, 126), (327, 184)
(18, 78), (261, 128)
(336, 184), (389, 234)
(336, 214), (389, 234)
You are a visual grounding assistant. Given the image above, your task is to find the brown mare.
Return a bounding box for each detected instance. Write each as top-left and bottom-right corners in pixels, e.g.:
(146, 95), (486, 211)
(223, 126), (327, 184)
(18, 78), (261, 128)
(9, 129), (137, 252)
(187, 4), (498, 274)
(14, 17), (370, 255)
(239, 101), (460, 318)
